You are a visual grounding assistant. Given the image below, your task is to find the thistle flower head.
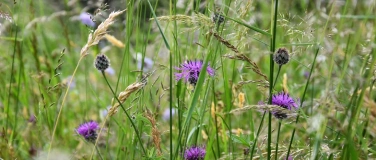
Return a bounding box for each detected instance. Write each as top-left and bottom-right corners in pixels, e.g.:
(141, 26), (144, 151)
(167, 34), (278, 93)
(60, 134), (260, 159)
(273, 48), (289, 65)
(184, 146), (206, 160)
(76, 121), (99, 142)
(272, 92), (299, 119)
(95, 54), (110, 71)
(175, 60), (215, 86)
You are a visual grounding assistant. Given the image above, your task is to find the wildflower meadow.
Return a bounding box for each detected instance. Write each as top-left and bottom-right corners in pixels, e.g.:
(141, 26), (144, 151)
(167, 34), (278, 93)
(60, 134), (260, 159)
(1, 0), (376, 159)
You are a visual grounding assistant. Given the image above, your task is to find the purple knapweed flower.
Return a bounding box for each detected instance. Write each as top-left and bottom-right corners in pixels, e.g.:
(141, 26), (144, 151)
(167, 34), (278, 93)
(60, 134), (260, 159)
(79, 12), (95, 27)
(28, 114), (36, 124)
(64, 76), (76, 89)
(133, 53), (154, 72)
(272, 92), (299, 119)
(175, 60), (215, 86)
(76, 121), (99, 142)
(105, 67), (115, 76)
(138, 57), (154, 72)
(303, 71), (310, 79)
(184, 146), (206, 160)
(162, 108), (176, 121)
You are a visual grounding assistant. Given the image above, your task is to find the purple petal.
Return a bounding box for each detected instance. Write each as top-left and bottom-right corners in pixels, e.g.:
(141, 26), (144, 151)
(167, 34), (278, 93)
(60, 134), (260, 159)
(79, 12), (95, 27)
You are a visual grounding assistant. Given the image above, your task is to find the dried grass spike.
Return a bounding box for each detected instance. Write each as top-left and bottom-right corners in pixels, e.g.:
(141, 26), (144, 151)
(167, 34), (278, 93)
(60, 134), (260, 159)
(105, 34), (125, 48)
(229, 105), (279, 114)
(109, 81), (144, 116)
(238, 92), (245, 108)
(144, 109), (162, 155)
(193, 12), (215, 29)
(81, 9), (126, 56)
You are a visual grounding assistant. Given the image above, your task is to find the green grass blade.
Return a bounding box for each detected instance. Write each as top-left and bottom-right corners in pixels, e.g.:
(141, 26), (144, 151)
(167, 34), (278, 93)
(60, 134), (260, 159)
(286, 46), (320, 158)
(223, 15), (272, 37)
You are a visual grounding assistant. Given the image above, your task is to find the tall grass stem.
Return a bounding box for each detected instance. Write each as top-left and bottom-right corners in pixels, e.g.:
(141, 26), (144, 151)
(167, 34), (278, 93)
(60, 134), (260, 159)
(286, 46), (320, 157)
(47, 56), (84, 159)
(100, 72), (147, 155)
(268, 0), (279, 159)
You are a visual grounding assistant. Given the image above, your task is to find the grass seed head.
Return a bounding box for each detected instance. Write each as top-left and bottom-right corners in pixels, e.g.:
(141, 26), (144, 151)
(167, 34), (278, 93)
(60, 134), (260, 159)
(81, 9), (126, 56)
(109, 82), (145, 116)
(238, 92), (245, 108)
(144, 109), (162, 155)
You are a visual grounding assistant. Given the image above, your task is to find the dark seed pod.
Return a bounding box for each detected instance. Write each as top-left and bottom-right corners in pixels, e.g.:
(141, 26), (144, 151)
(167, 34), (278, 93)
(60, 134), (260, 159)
(188, 72), (198, 86)
(273, 111), (288, 119)
(243, 148), (250, 156)
(273, 48), (289, 65)
(85, 131), (98, 143)
(213, 13), (225, 24)
(95, 54), (110, 71)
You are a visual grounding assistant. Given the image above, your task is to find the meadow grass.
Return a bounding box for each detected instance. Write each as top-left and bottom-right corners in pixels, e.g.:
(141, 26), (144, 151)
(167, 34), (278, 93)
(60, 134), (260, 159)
(1, 0), (376, 159)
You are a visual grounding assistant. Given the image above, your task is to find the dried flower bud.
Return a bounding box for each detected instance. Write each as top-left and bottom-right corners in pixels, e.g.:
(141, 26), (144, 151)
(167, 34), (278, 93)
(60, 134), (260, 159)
(273, 48), (289, 65)
(95, 54), (110, 71)
(212, 13), (225, 24)
(243, 148), (250, 156)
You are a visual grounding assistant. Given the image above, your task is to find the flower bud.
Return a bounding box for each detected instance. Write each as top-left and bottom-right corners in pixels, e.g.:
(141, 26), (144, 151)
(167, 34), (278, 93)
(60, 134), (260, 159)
(213, 13), (225, 24)
(95, 54), (110, 71)
(273, 48), (289, 65)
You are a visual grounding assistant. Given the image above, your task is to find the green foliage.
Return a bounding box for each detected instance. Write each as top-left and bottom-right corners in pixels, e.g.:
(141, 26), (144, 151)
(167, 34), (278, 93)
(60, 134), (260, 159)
(1, 0), (375, 159)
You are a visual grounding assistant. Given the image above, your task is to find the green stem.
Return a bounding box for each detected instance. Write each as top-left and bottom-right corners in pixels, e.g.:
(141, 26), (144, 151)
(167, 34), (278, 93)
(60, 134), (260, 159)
(273, 65), (282, 89)
(267, 112), (272, 160)
(250, 111), (266, 159)
(268, 0), (279, 159)
(95, 145), (104, 160)
(170, 0), (176, 158)
(286, 46), (320, 158)
(274, 122), (281, 160)
(6, 24), (18, 136)
(101, 72), (147, 156)
(212, 80), (221, 158)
